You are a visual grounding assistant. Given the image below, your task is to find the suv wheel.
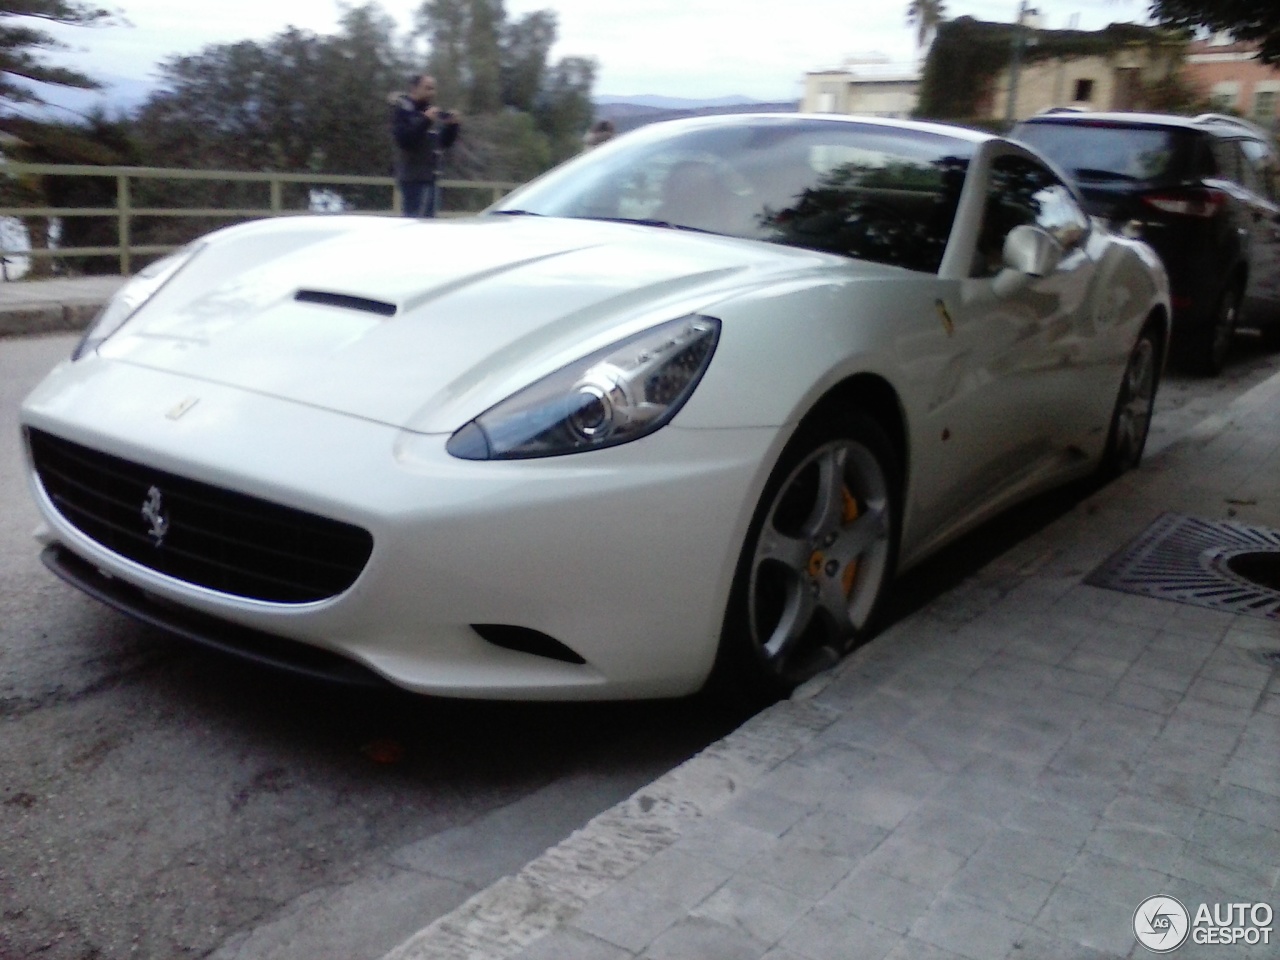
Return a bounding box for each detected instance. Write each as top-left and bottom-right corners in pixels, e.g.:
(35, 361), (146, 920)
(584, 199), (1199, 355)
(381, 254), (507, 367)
(1181, 281), (1241, 375)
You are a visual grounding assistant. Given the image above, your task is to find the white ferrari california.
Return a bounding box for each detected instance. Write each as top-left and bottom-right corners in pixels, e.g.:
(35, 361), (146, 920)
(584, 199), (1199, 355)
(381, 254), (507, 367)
(20, 115), (1169, 701)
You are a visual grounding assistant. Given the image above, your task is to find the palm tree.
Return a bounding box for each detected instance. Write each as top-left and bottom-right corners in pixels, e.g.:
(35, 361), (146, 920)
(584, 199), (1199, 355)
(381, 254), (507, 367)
(906, 0), (947, 52)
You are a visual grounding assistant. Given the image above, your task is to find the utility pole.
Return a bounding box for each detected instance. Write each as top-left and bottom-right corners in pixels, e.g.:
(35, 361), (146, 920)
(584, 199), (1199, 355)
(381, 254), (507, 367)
(1005, 1), (1035, 124)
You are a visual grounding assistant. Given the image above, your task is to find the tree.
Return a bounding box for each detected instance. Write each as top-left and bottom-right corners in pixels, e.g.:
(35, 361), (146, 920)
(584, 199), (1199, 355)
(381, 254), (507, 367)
(126, 0), (596, 212)
(135, 7), (410, 177)
(1149, 0), (1280, 63)
(412, 0), (597, 166)
(499, 9), (556, 112)
(533, 55), (596, 160)
(413, 0), (504, 113)
(906, 0), (947, 53)
(0, 0), (115, 114)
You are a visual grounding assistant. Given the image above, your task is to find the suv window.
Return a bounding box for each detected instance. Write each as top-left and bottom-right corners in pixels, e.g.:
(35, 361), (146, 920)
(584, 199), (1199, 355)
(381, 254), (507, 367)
(1240, 139), (1280, 202)
(973, 154), (1089, 276)
(1208, 139), (1247, 186)
(1015, 121), (1186, 182)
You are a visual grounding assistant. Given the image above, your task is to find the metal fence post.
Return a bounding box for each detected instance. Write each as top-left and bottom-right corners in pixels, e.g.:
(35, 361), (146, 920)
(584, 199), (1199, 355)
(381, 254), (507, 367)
(118, 175), (132, 276)
(270, 178), (283, 213)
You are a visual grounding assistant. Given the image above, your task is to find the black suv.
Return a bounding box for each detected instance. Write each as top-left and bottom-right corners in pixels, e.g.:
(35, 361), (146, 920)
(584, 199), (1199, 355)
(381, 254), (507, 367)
(1014, 111), (1280, 374)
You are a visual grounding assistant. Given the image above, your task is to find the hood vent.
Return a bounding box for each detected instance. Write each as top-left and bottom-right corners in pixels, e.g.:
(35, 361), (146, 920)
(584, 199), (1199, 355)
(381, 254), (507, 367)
(295, 289), (397, 317)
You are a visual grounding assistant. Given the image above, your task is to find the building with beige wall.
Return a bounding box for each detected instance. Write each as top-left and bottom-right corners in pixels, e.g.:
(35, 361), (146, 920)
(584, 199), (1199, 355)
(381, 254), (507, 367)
(991, 44), (1184, 121)
(801, 58), (919, 117)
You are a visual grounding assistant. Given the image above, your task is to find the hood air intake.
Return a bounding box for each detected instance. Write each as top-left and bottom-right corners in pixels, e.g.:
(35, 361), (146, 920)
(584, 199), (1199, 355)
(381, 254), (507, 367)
(295, 290), (397, 316)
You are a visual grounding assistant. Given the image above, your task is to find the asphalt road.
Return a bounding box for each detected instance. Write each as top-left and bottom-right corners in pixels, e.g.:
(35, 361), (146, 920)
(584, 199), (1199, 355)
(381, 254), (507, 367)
(2, 331), (1279, 960)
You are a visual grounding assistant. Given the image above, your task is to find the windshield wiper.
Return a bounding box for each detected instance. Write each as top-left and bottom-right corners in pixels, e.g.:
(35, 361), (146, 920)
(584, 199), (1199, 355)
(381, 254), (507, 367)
(1071, 168), (1138, 182)
(489, 209), (543, 216)
(580, 215), (715, 234)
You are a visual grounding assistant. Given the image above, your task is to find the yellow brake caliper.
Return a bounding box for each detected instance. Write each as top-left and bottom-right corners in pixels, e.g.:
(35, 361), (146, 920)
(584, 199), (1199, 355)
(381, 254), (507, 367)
(841, 486), (859, 597)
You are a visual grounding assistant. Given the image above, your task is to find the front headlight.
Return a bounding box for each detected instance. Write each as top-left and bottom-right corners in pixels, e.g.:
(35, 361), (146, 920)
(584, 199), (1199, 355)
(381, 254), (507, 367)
(72, 243), (203, 360)
(447, 315), (721, 460)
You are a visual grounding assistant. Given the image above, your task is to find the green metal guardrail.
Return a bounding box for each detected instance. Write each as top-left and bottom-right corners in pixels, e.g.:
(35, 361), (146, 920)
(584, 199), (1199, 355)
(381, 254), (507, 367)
(0, 162), (520, 276)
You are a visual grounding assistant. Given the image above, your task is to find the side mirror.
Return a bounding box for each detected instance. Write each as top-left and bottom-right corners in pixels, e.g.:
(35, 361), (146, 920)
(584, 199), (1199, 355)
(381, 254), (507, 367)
(1003, 224), (1063, 277)
(993, 224), (1063, 297)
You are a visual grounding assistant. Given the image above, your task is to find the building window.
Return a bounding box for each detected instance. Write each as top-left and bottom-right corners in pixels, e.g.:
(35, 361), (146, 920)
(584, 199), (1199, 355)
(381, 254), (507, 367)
(1253, 89), (1278, 128)
(1073, 78), (1095, 102)
(816, 82), (840, 114)
(1210, 82), (1240, 112)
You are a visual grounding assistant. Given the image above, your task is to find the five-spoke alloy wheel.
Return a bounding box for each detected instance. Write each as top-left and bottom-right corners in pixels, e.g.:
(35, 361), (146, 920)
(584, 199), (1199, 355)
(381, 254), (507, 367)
(1101, 325), (1161, 476)
(718, 413), (899, 699)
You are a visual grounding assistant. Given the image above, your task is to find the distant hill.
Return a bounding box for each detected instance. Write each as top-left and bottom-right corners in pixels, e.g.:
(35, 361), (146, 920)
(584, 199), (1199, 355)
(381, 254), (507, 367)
(595, 94), (766, 110)
(594, 96), (799, 133)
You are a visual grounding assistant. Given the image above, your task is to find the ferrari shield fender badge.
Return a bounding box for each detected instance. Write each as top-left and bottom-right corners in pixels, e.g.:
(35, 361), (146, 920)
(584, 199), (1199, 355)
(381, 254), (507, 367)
(141, 485), (169, 546)
(935, 299), (955, 337)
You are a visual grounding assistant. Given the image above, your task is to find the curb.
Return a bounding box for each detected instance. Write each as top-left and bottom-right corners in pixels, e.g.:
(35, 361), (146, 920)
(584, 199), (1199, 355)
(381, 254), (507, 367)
(0, 302), (100, 339)
(381, 696), (844, 960)
(378, 363), (1280, 960)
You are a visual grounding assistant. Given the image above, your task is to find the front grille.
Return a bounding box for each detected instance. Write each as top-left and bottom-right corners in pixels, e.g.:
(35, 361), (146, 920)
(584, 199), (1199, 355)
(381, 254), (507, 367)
(27, 428), (373, 603)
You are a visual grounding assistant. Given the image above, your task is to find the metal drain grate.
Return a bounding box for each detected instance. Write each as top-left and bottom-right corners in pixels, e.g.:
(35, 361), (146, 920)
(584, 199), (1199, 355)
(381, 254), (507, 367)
(1087, 513), (1280, 620)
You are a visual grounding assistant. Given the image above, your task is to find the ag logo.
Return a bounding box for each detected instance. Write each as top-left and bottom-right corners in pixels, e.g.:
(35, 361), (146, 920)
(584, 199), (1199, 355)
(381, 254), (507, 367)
(1134, 895), (1190, 953)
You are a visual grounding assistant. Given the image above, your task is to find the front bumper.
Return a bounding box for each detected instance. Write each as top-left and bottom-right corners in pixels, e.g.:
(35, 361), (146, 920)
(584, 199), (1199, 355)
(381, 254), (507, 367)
(21, 357), (778, 699)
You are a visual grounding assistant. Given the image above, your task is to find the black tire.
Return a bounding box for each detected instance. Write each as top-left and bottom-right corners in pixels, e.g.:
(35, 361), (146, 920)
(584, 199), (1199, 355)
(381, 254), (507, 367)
(1179, 282), (1240, 375)
(1259, 321), (1280, 352)
(1098, 324), (1161, 479)
(711, 412), (900, 703)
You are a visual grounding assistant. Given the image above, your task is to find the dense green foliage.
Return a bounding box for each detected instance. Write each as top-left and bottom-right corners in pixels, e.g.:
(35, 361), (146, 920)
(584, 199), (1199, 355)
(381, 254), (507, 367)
(413, 0), (595, 171)
(1150, 0), (1280, 63)
(133, 1), (594, 183)
(917, 17), (1186, 121)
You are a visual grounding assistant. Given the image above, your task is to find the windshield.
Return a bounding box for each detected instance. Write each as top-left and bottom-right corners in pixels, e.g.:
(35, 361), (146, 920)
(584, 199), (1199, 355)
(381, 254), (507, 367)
(1015, 121), (1189, 182)
(493, 118), (974, 274)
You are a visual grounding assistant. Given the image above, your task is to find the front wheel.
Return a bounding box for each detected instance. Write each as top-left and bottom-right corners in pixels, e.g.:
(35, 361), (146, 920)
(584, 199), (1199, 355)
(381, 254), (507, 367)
(1098, 325), (1161, 478)
(714, 413), (899, 701)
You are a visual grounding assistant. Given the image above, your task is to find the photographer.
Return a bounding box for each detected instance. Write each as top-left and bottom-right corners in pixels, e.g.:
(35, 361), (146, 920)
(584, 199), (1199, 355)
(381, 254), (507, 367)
(389, 74), (461, 218)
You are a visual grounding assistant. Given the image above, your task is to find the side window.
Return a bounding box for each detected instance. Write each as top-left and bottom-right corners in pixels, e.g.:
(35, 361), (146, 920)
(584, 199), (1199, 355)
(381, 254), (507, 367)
(1232, 141), (1264, 194)
(972, 154), (1089, 277)
(1241, 139), (1280, 202)
(1208, 140), (1244, 186)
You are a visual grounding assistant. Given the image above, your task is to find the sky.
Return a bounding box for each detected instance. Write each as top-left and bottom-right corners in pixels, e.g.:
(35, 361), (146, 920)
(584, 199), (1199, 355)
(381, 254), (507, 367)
(40, 0), (1155, 109)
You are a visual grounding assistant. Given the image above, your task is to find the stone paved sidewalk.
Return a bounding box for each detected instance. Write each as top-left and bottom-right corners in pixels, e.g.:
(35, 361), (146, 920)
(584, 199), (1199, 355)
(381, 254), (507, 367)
(0, 276), (123, 338)
(384, 372), (1280, 960)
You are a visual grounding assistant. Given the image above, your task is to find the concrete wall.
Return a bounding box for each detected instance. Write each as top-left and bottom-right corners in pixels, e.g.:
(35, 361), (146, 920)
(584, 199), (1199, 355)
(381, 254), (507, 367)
(991, 48), (1181, 121)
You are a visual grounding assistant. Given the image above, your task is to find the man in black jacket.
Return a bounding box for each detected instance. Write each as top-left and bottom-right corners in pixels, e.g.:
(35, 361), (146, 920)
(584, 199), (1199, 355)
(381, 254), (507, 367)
(389, 75), (461, 217)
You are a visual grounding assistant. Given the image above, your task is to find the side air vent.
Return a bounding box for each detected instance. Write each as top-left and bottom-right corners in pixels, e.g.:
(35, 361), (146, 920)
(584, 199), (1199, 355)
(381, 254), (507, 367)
(471, 624), (587, 664)
(294, 290), (397, 317)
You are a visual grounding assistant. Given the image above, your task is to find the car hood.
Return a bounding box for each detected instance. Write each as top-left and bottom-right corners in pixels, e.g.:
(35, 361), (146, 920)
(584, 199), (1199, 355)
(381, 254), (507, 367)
(98, 215), (854, 433)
